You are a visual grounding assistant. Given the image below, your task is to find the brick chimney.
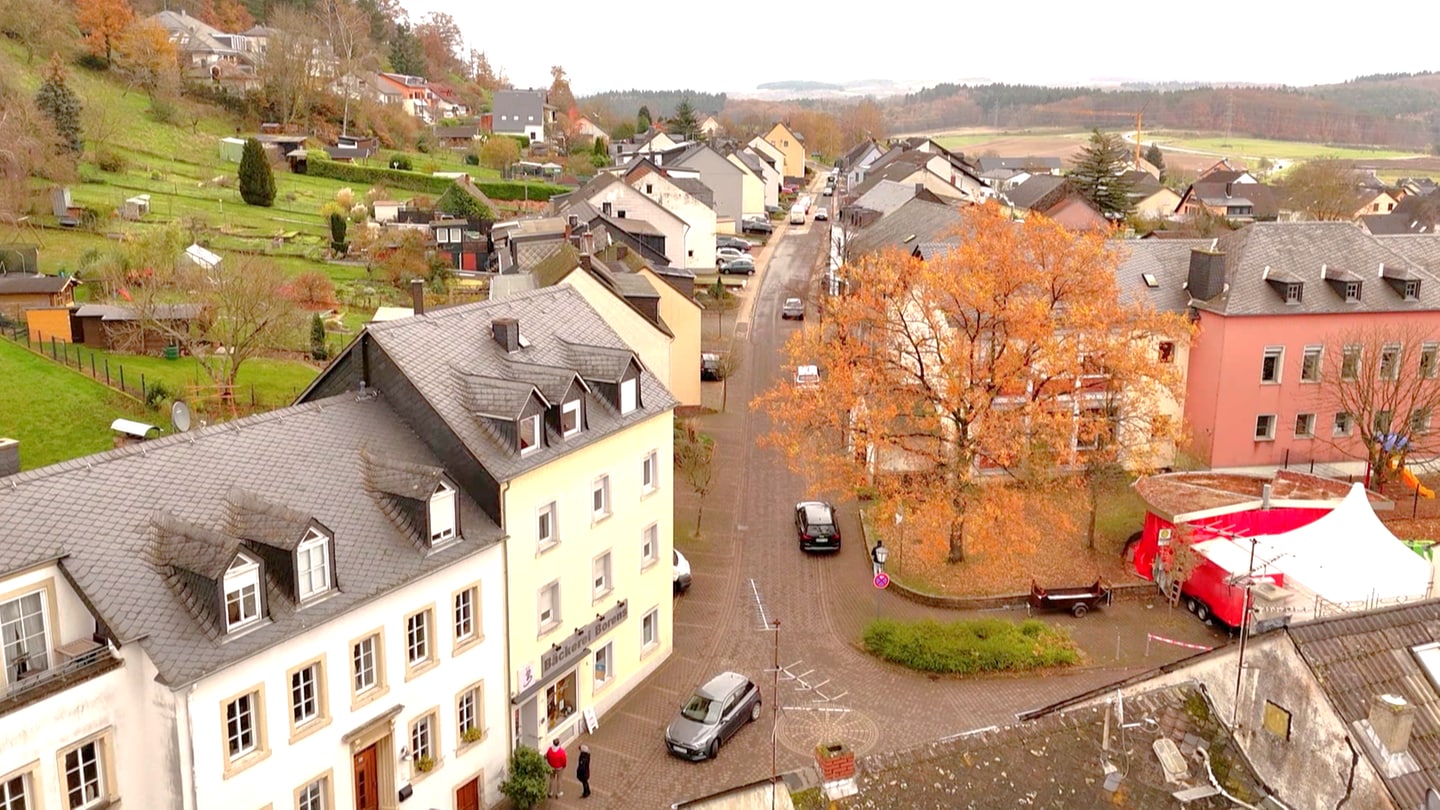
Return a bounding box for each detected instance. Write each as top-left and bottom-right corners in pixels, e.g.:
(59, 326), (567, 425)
(492, 318), (521, 352)
(815, 743), (855, 782)
(1369, 694), (1416, 756)
(0, 438), (19, 478)
(410, 278), (425, 315)
(1186, 248), (1226, 301)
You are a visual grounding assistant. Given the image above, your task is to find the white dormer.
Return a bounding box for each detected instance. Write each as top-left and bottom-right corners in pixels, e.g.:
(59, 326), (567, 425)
(223, 552), (262, 631)
(429, 481), (457, 545)
(620, 378), (638, 415)
(295, 527), (333, 601)
(561, 398), (583, 438)
(519, 413), (542, 454)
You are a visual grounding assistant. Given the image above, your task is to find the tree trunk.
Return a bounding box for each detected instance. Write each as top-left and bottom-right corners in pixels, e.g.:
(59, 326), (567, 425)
(947, 513), (966, 563)
(694, 503), (705, 536)
(1086, 476), (1099, 550)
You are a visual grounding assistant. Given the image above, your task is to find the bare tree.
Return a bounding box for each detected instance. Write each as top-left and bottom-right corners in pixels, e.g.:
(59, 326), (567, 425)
(1315, 321), (1440, 488)
(674, 419), (715, 535)
(261, 7), (326, 128)
(0, 83), (71, 226)
(1283, 158), (1360, 221)
(319, 0), (375, 137)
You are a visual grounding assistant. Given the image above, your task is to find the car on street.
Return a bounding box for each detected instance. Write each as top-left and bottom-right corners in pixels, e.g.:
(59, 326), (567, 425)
(795, 501), (841, 552)
(664, 671), (762, 760)
(782, 183), (800, 195)
(716, 247), (745, 264)
(742, 217), (774, 235)
(789, 205), (806, 224)
(795, 364), (820, 385)
(782, 297), (804, 319)
(719, 256), (755, 274)
(716, 236), (752, 252)
(674, 548), (692, 594)
(815, 207), (829, 221)
(822, 186), (833, 196)
(701, 352), (722, 380)
(765, 204), (784, 216)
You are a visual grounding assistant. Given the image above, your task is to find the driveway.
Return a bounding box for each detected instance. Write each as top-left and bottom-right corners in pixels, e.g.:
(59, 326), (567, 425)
(541, 172), (1226, 808)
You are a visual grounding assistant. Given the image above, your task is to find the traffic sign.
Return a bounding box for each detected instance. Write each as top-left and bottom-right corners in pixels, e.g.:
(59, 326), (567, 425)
(873, 572), (890, 589)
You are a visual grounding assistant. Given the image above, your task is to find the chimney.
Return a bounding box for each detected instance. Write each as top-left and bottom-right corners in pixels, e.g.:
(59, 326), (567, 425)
(1369, 694), (1416, 755)
(0, 438), (19, 479)
(915, 182), (925, 195)
(579, 254), (592, 272)
(410, 278), (425, 315)
(1187, 248), (1226, 301)
(567, 214), (579, 228)
(492, 318), (521, 353)
(583, 231), (595, 256)
(602, 201), (614, 217)
(616, 244), (629, 260)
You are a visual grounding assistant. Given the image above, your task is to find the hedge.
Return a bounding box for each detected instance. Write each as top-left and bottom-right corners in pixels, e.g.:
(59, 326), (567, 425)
(304, 157), (568, 202)
(862, 617), (1080, 675)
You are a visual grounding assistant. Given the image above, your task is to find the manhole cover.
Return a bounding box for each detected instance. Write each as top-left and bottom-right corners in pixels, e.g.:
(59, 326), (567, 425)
(777, 705), (879, 758)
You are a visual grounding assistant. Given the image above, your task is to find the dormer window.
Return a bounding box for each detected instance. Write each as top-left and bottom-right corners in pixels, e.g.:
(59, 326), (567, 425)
(1344, 281), (1362, 302)
(296, 528), (332, 601)
(519, 414), (542, 454)
(1405, 280), (1421, 300)
(561, 399), (583, 437)
(620, 378), (638, 415)
(1285, 283), (1302, 303)
(429, 481), (457, 545)
(224, 553), (262, 631)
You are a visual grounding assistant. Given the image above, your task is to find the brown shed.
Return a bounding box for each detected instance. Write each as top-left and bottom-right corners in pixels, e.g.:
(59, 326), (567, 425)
(0, 273), (79, 321)
(74, 303), (201, 354)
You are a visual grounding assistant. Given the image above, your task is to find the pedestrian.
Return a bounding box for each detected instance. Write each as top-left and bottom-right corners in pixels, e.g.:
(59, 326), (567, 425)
(576, 744), (592, 798)
(545, 738), (567, 798)
(871, 539), (888, 577)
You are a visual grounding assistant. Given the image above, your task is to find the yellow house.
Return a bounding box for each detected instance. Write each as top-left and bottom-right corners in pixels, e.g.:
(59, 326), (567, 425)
(302, 285), (679, 750)
(762, 122), (806, 180)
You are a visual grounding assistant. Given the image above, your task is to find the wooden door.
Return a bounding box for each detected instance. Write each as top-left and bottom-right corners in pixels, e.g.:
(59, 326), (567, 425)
(456, 777), (481, 810)
(354, 744), (379, 810)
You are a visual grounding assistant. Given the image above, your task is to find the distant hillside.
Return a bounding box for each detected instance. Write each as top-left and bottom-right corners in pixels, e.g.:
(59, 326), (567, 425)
(578, 90), (728, 123)
(756, 80), (843, 91)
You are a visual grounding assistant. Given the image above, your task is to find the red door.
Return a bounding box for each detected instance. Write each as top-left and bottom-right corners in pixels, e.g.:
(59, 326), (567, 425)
(354, 745), (379, 810)
(456, 777), (481, 810)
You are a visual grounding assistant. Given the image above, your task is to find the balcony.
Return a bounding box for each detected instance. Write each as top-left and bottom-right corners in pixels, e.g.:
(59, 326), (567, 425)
(0, 641), (123, 717)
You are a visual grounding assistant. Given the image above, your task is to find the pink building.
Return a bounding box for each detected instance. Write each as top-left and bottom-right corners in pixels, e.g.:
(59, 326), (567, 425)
(1120, 223), (1440, 470)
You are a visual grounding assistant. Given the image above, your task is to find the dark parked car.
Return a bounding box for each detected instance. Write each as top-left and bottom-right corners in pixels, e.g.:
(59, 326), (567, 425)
(664, 671), (762, 760)
(795, 501), (841, 552)
(765, 204), (784, 216)
(782, 297), (804, 320)
(742, 217), (774, 235)
(701, 352), (722, 380)
(719, 256), (755, 275)
(716, 236), (752, 252)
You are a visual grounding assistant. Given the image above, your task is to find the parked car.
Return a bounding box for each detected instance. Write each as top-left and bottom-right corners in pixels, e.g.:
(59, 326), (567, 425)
(664, 671), (762, 760)
(789, 205), (806, 225)
(822, 186), (833, 197)
(815, 207), (829, 221)
(674, 549), (692, 594)
(795, 364), (820, 385)
(765, 204), (784, 216)
(716, 236), (752, 252)
(795, 501), (841, 552)
(782, 183), (800, 195)
(701, 352), (722, 380)
(742, 217), (774, 235)
(716, 247), (745, 264)
(782, 297), (804, 320)
(719, 256), (755, 274)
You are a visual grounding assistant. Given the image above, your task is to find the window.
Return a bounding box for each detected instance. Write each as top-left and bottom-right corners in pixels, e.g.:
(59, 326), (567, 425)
(641, 450), (658, 494)
(409, 713), (435, 765)
(63, 740), (104, 809)
(224, 554), (262, 631)
(537, 502), (557, 548)
(561, 399), (582, 437)
(297, 777), (327, 810)
(1405, 280), (1422, 300)
(641, 609), (658, 649)
(0, 773), (32, 810)
(457, 683), (483, 741)
(1300, 346), (1322, 383)
(429, 482), (456, 545)
(519, 414), (542, 454)
(291, 663), (320, 726)
(1380, 344), (1401, 380)
(1, 591), (49, 684)
(1412, 408), (1432, 435)
(1284, 283), (1302, 303)
(454, 587), (477, 644)
(592, 552), (613, 600)
(1255, 414), (1276, 441)
(594, 644), (612, 688)
(546, 673), (577, 729)
(1157, 341), (1175, 363)
(1334, 412), (1354, 437)
(1375, 410), (1394, 434)
(1344, 281), (1362, 301)
(353, 634), (379, 694)
(538, 581), (560, 633)
(1423, 343), (1439, 379)
(226, 692), (259, 759)
(405, 609), (432, 668)
(644, 183), (653, 194)
(296, 530), (331, 601)
(641, 523), (659, 568)
(1294, 413), (1316, 438)
(1260, 346), (1283, 383)
(592, 475), (611, 520)
(1262, 701), (1292, 740)
(1342, 345), (1362, 380)
(620, 378), (638, 414)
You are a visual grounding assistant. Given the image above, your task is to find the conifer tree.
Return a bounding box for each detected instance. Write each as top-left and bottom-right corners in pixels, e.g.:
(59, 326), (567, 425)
(1070, 130), (1134, 220)
(35, 56), (83, 155)
(1144, 143), (1166, 180)
(238, 138), (276, 207)
(636, 105), (652, 132)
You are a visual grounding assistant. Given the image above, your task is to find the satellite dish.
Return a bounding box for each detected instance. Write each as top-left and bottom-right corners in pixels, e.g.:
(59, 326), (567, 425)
(171, 400), (193, 433)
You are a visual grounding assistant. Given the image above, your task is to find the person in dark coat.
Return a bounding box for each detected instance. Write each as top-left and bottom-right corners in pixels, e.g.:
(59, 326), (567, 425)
(576, 744), (592, 798)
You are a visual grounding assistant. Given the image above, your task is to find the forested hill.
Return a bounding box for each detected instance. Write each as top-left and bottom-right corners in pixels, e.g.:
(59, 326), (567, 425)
(579, 90), (728, 121)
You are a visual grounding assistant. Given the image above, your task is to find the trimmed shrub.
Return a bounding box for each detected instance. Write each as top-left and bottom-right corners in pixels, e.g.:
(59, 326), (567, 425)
(389, 154), (413, 170)
(862, 617), (1080, 675)
(437, 184), (494, 220)
(304, 157), (569, 201)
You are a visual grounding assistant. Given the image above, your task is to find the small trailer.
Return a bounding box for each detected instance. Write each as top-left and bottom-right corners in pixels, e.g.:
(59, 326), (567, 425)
(1028, 579), (1112, 618)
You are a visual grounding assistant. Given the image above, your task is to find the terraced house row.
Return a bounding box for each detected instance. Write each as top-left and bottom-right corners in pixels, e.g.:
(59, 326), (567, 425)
(0, 286), (676, 810)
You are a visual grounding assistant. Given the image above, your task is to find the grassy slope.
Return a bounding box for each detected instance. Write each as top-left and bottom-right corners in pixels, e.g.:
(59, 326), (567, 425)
(0, 339), (155, 470)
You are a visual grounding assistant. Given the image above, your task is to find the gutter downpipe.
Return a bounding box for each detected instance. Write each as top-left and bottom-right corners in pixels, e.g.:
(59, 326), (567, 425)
(185, 682), (200, 810)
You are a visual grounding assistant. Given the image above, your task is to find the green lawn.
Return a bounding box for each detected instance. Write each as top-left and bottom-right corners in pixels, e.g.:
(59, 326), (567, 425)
(0, 338), (155, 470)
(1152, 132), (1423, 161)
(932, 130), (1080, 151)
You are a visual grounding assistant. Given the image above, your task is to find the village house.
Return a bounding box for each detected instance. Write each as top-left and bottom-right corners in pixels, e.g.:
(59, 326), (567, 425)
(654, 143), (744, 225)
(491, 90), (556, 143)
(622, 160), (719, 268)
(758, 122), (806, 181)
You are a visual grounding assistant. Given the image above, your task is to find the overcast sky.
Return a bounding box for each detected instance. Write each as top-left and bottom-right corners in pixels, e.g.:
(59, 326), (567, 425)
(400, 1), (1440, 96)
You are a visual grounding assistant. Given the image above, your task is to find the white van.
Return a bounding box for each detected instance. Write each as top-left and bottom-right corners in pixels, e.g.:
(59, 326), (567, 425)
(789, 204), (806, 225)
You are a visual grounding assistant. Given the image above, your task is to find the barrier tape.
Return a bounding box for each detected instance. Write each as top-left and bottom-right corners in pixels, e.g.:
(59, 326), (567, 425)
(1146, 633), (1213, 652)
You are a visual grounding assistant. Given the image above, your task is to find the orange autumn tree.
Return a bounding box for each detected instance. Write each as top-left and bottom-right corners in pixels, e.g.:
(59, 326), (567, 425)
(755, 203), (1191, 565)
(75, 0), (134, 64)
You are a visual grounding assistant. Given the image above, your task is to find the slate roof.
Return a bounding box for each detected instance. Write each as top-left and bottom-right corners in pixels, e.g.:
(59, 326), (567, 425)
(668, 177), (716, 209)
(0, 394), (502, 687)
(1363, 195), (1440, 236)
(848, 180), (932, 218)
(837, 138), (880, 170)
(1111, 239), (1211, 311)
(1003, 174), (1068, 211)
(74, 303), (201, 320)
(847, 199), (967, 258)
(1122, 170), (1165, 199)
(975, 156), (1063, 172)
(226, 488), (316, 551)
(0, 274), (75, 295)
(149, 10), (239, 56)
(491, 90), (545, 132)
(851, 683), (1268, 809)
(1288, 600), (1440, 809)
(362, 286), (678, 481)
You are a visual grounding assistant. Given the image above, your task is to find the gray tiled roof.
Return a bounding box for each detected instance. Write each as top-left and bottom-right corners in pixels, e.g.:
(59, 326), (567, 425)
(1111, 239), (1212, 311)
(837, 138), (879, 170)
(0, 394), (502, 686)
(364, 286), (677, 482)
(75, 303), (201, 321)
(848, 180), (925, 218)
(491, 90), (545, 129)
(669, 177), (715, 209)
(226, 488), (315, 551)
(1003, 175), (1067, 211)
(848, 199), (967, 258)
(0, 274), (74, 295)
(975, 156), (1064, 172)
(1288, 600), (1440, 810)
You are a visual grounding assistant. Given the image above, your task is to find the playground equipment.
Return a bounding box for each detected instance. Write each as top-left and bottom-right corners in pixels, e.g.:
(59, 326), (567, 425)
(1401, 466), (1435, 499)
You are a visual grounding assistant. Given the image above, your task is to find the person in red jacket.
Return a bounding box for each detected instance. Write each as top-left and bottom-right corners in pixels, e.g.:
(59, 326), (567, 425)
(545, 739), (568, 798)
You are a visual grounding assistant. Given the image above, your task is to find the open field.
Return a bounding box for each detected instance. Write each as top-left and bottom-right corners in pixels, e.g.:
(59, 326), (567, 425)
(1149, 132), (1423, 162)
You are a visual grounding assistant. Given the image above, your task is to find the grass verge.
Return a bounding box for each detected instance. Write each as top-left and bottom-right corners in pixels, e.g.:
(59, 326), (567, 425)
(862, 617), (1080, 675)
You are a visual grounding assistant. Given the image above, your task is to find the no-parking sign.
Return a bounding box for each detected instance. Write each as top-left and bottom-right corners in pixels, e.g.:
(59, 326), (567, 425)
(874, 572), (890, 589)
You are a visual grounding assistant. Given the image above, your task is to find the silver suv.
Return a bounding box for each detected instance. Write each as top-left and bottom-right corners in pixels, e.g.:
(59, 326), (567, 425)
(664, 671), (762, 760)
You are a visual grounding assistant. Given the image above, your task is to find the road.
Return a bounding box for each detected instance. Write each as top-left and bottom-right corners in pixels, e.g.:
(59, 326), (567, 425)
(545, 176), (1225, 808)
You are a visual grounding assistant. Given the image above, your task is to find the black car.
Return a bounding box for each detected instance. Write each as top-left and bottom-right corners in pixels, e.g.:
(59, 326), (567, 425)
(716, 236), (753, 252)
(742, 218), (775, 235)
(700, 352), (722, 380)
(795, 501), (841, 552)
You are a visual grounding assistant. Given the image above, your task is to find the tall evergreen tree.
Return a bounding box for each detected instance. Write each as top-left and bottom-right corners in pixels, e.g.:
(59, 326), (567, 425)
(1070, 130), (1134, 220)
(35, 56), (83, 155)
(636, 105), (652, 132)
(389, 22), (426, 77)
(1143, 143), (1166, 180)
(671, 99), (699, 141)
(237, 138), (276, 207)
